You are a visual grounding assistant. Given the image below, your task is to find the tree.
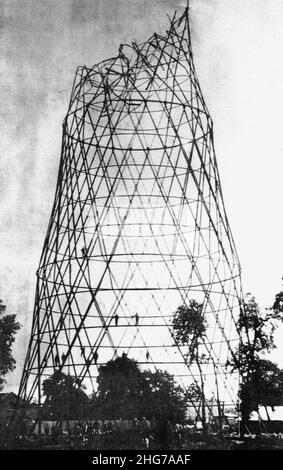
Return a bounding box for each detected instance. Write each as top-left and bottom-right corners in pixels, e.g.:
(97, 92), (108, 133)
(42, 371), (89, 419)
(231, 293), (283, 434)
(171, 300), (208, 430)
(142, 370), (187, 447)
(0, 299), (21, 390)
(172, 301), (207, 363)
(186, 383), (203, 402)
(242, 359), (283, 420)
(143, 369), (187, 423)
(93, 354), (187, 425)
(272, 290), (283, 314)
(238, 293), (281, 361)
(95, 354), (148, 419)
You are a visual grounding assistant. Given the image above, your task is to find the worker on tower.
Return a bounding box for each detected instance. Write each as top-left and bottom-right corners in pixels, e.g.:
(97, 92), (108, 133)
(118, 43), (123, 56)
(131, 313), (139, 325)
(146, 351), (150, 361)
(55, 354), (60, 367)
(81, 247), (88, 259)
(114, 314), (119, 326)
(81, 346), (85, 357)
(94, 349), (98, 364)
(61, 353), (67, 363)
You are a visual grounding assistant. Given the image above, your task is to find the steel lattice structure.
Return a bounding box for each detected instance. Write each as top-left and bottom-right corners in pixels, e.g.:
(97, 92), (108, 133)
(18, 8), (243, 416)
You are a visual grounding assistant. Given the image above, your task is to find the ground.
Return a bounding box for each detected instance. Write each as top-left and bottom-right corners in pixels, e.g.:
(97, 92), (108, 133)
(3, 429), (283, 450)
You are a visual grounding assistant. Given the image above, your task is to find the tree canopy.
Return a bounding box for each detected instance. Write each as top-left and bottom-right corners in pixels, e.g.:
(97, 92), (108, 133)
(95, 353), (148, 419)
(172, 300), (207, 364)
(241, 359), (283, 414)
(231, 293), (283, 431)
(93, 354), (187, 423)
(0, 299), (21, 390)
(142, 369), (187, 422)
(171, 300), (207, 429)
(42, 371), (89, 419)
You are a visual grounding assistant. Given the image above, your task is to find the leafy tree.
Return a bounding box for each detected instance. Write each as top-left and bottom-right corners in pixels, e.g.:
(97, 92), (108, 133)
(241, 359), (283, 421)
(143, 370), (187, 447)
(171, 300), (207, 430)
(186, 383), (203, 402)
(143, 369), (187, 423)
(95, 354), (148, 419)
(143, 370), (186, 447)
(172, 301), (207, 363)
(42, 371), (89, 419)
(93, 354), (187, 425)
(272, 291), (283, 313)
(238, 294), (281, 363)
(0, 299), (21, 390)
(231, 294), (283, 434)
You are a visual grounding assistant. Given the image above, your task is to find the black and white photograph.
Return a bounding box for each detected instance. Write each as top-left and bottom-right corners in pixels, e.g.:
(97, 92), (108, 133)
(1, 0), (283, 457)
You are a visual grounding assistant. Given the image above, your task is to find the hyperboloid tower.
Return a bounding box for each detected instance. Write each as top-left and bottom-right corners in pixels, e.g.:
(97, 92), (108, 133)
(18, 7), (243, 418)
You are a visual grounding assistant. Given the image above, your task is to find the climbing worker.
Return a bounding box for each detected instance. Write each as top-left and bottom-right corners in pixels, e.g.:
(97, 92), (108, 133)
(55, 354), (60, 367)
(81, 346), (85, 357)
(146, 351), (150, 361)
(93, 349), (98, 364)
(135, 313), (139, 326)
(81, 247), (88, 259)
(61, 353), (67, 363)
(114, 314), (119, 326)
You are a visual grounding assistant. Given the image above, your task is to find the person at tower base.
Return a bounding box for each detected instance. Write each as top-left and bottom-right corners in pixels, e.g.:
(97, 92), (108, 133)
(55, 354), (60, 367)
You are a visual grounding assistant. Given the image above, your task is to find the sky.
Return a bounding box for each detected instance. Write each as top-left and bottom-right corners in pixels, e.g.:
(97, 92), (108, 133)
(1, 0), (283, 392)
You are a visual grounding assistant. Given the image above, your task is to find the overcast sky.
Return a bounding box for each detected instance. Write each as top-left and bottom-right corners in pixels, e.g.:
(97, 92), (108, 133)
(1, 0), (283, 392)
